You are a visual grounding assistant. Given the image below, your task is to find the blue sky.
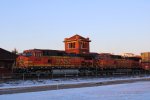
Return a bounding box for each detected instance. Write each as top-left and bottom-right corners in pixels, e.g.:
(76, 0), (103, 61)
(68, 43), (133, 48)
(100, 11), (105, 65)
(0, 0), (150, 54)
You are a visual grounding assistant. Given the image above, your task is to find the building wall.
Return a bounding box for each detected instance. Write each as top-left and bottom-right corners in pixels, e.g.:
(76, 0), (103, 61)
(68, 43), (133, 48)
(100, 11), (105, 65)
(64, 34), (91, 54)
(0, 48), (17, 74)
(141, 52), (150, 62)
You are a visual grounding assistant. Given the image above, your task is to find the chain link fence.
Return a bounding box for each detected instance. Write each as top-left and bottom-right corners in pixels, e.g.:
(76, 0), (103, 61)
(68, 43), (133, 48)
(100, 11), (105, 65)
(0, 70), (150, 82)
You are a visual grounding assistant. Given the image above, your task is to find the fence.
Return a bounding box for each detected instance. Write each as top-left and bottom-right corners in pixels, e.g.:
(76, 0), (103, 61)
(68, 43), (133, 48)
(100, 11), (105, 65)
(0, 70), (150, 82)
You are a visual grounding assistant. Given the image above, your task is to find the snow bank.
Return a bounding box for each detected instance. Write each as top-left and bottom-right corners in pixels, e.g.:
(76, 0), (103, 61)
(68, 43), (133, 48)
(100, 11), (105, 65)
(0, 81), (150, 100)
(0, 75), (150, 89)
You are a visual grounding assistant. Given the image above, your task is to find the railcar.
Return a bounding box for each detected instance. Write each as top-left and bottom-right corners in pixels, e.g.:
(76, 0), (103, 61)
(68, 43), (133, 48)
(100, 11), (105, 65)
(141, 52), (150, 71)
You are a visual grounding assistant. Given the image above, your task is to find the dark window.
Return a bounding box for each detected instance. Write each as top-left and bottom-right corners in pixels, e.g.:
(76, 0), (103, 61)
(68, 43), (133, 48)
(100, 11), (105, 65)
(68, 42), (75, 48)
(48, 59), (52, 64)
(81, 42), (87, 48)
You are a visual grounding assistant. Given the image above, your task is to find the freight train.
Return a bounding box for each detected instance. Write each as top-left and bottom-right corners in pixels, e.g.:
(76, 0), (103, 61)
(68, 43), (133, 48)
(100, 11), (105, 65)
(13, 49), (146, 75)
(13, 35), (150, 75)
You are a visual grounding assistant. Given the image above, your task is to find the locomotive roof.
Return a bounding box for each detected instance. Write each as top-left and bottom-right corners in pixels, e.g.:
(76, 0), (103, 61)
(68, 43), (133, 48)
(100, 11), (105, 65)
(24, 49), (65, 52)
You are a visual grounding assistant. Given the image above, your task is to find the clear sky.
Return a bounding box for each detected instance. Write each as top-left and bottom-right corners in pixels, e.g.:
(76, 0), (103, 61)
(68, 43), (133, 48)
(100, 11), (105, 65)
(0, 0), (150, 55)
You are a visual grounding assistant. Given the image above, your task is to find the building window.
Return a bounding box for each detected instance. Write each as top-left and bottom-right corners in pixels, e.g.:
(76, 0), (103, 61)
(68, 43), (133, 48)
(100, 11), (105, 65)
(81, 42), (87, 48)
(68, 42), (75, 49)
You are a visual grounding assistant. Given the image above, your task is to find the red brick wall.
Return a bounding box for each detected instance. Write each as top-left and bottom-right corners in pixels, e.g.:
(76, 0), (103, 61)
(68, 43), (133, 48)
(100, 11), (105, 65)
(64, 35), (91, 54)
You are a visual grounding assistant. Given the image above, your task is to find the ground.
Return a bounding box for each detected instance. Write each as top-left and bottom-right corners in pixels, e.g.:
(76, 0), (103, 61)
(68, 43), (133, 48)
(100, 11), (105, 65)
(0, 81), (150, 100)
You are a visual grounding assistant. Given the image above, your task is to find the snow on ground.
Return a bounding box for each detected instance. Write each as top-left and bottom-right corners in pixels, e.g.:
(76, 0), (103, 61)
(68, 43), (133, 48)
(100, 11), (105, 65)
(0, 75), (150, 89)
(0, 81), (150, 100)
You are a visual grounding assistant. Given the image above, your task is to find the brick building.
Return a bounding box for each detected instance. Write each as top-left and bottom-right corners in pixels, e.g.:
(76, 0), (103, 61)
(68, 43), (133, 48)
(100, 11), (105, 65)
(64, 34), (91, 54)
(0, 48), (17, 74)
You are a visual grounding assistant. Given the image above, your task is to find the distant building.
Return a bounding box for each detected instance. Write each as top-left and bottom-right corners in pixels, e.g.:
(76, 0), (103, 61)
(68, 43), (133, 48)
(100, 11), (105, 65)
(0, 48), (17, 74)
(122, 53), (135, 57)
(64, 34), (91, 54)
(141, 52), (150, 62)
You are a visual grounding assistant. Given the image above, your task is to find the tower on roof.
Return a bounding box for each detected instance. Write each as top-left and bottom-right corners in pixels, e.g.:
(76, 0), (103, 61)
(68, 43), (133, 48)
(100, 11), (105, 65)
(64, 34), (91, 54)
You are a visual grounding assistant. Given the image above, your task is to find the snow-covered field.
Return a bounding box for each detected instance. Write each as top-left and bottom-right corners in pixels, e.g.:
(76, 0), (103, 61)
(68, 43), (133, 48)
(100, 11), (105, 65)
(0, 81), (150, 100)
(0, 75), (150, 89)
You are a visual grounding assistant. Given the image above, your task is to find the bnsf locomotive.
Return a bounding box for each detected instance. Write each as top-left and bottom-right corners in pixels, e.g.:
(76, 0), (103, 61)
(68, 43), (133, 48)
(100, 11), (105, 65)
(13, 35), (149, 74)
(14, 50), (143, 74)
(14, 49), (97, 74)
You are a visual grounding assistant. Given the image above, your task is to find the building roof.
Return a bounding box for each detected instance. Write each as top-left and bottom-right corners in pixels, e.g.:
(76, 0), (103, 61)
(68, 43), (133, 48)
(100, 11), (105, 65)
(0, 48), (17, 60)
(64, 34), (91, 42)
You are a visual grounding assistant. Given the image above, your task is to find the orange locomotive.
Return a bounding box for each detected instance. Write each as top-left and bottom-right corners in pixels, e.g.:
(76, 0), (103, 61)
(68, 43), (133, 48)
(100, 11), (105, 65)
(15, 49), (87, 73)
(14, 49), (142, 74)
(97, 53), (141, 72)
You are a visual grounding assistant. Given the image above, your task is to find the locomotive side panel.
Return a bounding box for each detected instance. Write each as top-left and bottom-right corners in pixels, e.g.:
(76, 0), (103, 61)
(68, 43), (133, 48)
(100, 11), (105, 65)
(98, 59), (116, 69)
(16, 56), (84, 69)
